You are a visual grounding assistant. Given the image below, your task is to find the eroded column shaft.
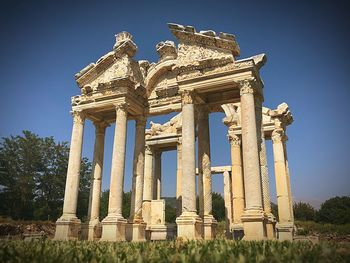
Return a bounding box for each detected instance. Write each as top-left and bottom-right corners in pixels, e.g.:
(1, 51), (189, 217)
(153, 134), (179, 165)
(62, 111), (85, 217)
(108, 105), (128, 217)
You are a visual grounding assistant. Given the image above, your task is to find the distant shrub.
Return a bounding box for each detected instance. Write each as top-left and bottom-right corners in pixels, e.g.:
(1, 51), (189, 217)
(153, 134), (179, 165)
(294, 202), (316, 221)
(317, 196), (350, 224)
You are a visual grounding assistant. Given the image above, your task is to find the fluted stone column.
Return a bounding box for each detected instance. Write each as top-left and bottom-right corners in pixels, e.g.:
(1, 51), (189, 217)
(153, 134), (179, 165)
(272, 128), (293, 240)
(176, 90), (202, 239)
(283, 139), (294, 222)
(239, 79), (266, 240)
(176, 143), (182, 217)
(142, 145), (154, 226)
(223, 170), (233, 238)
(54, 111), (85, 240)
(228, 133), (245, 239)
(101, 103), (128, 241)
(197, 106), (217, 239)
(153, 151), (162, 200)
(260, 131), (276, 239)
(127, 116), (147, 241)
(81, 121), (107, 240)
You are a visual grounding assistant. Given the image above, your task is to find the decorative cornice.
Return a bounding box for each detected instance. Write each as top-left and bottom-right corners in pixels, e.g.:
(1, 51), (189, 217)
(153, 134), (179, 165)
(168, 23), (240, 56)
(113, 31), (137, 58)
(156, 41), (177, 62)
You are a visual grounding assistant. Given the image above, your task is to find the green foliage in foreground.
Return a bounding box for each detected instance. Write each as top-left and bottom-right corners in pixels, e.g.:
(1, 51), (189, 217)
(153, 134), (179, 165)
(295, 220), (350, 236)
(0, 240), (349, 263)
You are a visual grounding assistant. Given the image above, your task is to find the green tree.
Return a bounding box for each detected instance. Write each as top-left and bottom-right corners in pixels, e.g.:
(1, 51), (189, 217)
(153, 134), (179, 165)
(0, 131), (41, 219)
(293, 202), (316, 221)
(317, 196), (350, 224)
(212, 192), (225, 222)
(271, 202), (279, 221)
(100, 190), (131, 219)
(0, 131), (92, 221)
(165, 202), (176, 223)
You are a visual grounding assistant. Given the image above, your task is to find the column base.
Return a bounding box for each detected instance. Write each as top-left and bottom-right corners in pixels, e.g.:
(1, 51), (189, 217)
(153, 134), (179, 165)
(176, 212), (202, 240)
(126, 222), (146, 242)
(241, 209), (267, 240)
(265, 213), (276, 240)
(232, 223), (244, 240)
(80, 219), (102, 241)
(149, 224), (167, 240)
(203, 215), (217, 240)
(100, 215), (127, 241)
(54, 215), (81, 241)
(276, 222), (294, 241)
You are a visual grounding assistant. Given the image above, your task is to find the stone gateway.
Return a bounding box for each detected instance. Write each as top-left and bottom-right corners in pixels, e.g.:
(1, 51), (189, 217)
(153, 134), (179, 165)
(54, 23), (294, 241)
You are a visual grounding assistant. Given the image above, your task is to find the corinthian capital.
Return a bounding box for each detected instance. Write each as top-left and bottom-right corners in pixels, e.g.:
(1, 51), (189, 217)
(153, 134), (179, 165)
(180, 89), (196, 105)
(114, 102), (129, 112)
(93, 121), (108, 135)
(71, 111), (85, 125)
(238, 79), (257, 96)
(272, 128), (286, 143)
(228, 132), (241, 146)
(145, 145), (153, 155)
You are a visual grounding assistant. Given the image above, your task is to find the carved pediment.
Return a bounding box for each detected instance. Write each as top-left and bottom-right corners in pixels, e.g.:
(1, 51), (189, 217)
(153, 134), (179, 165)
(75, 32), (144, 95)
(168, 23), (240, 72)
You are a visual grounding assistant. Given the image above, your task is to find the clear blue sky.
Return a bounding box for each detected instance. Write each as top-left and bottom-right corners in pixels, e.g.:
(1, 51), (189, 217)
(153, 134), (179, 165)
(1, 0), (349, 208)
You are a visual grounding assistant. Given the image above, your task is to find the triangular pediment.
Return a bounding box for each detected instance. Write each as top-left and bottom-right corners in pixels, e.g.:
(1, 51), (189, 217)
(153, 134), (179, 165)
(75, 32), (143, 95)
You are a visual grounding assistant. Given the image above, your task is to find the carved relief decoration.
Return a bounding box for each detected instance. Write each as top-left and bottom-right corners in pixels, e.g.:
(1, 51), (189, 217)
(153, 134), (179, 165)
(146, 113), (182, 137)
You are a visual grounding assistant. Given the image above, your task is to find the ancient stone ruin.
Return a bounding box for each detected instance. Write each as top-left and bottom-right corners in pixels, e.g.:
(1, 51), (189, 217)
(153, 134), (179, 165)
(54, 23), (294, 241)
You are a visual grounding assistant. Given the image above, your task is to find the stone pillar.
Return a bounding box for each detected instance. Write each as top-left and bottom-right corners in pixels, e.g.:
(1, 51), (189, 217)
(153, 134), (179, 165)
(126, 116), (147, 241)
(223, 170), (233, 238)
(81, 121), (107, 241)
(176, 90), (202, 239)
(260, 131), (276, 239)
(197, 106), (217, 239)
(272, 128), (293, 240)
(176, 143), (182, 217)
(54, 111), (85, 240)
(228, 133), (245, 239)
(153, 151), (162, 200)
(142, 145), (154, 227)
(283, 139), (294, 223)
(101, 103), (128, 241)
(239, 79), (266, 240)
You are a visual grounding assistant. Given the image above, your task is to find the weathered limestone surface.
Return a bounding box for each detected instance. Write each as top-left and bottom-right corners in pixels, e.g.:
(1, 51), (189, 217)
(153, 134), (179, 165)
(57, 23), (295, 242)
(55, 111), (85, 240)
(223, 170), (233, 238)
(197, 106), (217, 239)
(127, 116), (147, 242)
(272, 128), (293, 240)
(101, 104), (128, 241)
(81, 121), (107, 240)
(260, 131), (275, 239)
(239, 80), (266, 240)
(176, 143), (182, 217)
(176, 90), (202, 239)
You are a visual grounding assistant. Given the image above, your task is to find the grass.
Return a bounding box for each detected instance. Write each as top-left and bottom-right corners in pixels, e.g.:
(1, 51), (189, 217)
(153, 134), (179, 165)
(0, 239), (349, 263)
